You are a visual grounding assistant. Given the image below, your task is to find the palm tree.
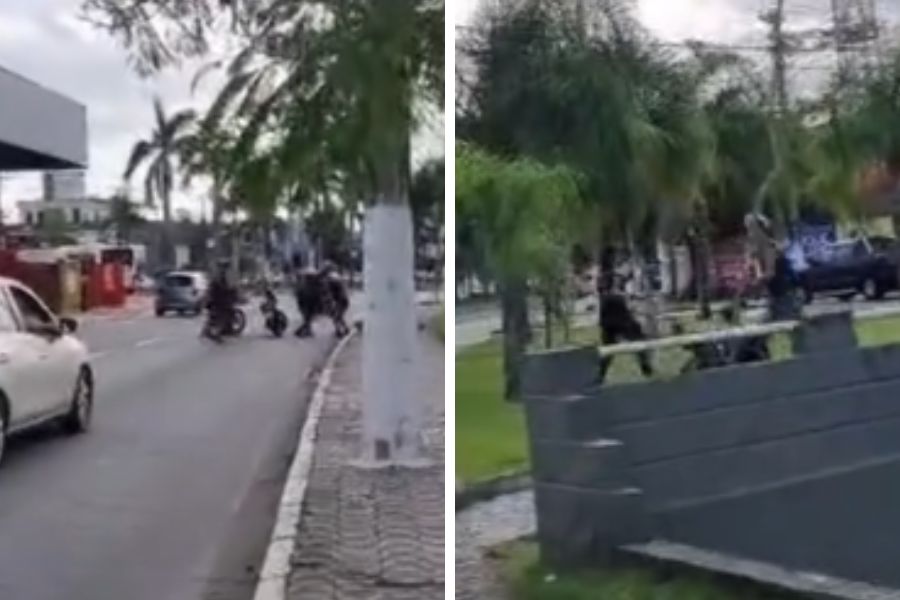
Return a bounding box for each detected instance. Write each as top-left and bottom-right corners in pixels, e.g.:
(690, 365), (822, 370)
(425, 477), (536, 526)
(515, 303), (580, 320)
(180, 125), (238, 264)
(124, 97), (196, 267)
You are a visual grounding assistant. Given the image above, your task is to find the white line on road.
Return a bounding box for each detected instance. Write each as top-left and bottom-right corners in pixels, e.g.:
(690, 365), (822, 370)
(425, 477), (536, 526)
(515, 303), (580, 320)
(134, 338), (162, 348)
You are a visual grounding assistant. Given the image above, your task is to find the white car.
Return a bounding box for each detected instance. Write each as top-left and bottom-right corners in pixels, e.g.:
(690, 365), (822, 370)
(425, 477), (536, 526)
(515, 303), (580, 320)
(0, 278), (93, 464)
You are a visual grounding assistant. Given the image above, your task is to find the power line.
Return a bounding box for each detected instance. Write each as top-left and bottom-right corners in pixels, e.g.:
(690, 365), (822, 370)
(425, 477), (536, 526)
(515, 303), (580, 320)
(456, 23), (854, 55)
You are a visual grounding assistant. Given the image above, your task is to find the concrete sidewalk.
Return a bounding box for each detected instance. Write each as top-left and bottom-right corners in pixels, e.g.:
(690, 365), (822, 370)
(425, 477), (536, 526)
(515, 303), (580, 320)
(283, 327), (445, 599)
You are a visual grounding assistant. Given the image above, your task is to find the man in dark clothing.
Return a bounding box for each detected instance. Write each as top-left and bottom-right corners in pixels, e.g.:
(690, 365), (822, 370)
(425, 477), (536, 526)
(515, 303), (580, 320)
(207, 267), (237, 335)
(294, 262), (350, 337)
(598, 246), (654, 381)
(768, 250), (801, 321)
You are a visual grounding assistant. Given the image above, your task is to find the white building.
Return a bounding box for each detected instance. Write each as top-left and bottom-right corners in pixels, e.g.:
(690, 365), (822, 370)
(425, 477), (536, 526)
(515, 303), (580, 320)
(18, 169), (111, 227)
(18, 196), (111, 227)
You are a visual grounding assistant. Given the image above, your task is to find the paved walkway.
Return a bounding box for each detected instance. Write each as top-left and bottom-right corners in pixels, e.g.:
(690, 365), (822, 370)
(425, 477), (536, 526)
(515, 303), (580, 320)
(456, 491), (536, 599)
(286, 328), (445, 599)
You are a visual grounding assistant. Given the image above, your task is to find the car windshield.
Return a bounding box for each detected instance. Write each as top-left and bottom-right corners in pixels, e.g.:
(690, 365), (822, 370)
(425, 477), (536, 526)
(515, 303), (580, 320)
(164, 275), (194, 288)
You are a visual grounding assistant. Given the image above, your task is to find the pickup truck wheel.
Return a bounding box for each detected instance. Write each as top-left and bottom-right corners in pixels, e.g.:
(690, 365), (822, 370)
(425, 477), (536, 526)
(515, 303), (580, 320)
(802, 286), (813, 304)
(863, 278), (883, 301)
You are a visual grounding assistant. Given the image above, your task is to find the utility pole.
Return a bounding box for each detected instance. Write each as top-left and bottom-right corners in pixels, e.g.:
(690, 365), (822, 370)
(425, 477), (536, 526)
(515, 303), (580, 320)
(748, 0), (791, 280)
(831, 0), (880, 84)
(767, 0), (789, 116)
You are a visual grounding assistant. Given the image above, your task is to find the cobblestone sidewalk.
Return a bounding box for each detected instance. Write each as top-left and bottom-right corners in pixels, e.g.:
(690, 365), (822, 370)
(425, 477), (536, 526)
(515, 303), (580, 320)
(286, 328), (445, 600)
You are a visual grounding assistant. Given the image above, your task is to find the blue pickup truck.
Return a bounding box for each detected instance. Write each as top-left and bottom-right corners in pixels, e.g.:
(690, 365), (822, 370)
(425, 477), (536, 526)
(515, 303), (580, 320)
(800, 237), (900, 303)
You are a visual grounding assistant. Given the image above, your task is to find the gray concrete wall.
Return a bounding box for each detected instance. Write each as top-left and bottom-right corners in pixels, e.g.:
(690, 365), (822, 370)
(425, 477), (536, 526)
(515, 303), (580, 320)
(0, 66), (87, 169)
(523, 312), (900, 586)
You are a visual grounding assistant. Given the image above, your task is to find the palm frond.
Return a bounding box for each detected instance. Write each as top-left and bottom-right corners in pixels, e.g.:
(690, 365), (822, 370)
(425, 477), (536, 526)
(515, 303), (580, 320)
(153, 96), (167, 132)
(202, 70), (256, 131)
(123, 140), (155, 179)
(191, 59), (224, 94)
(162, 109), (197, 141)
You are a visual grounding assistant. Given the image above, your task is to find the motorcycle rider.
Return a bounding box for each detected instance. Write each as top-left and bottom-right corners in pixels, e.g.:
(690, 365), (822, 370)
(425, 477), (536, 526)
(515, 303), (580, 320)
(207, 264), (237, 337)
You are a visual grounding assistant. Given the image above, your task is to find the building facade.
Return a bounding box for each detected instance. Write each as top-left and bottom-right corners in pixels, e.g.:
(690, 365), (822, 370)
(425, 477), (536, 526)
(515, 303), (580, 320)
(18, 197), (110, 227)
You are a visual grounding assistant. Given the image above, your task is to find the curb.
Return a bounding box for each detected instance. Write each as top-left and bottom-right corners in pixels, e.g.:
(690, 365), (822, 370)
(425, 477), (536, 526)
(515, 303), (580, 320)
(456, 470), (533, 512)
(252, 330), (357, 600)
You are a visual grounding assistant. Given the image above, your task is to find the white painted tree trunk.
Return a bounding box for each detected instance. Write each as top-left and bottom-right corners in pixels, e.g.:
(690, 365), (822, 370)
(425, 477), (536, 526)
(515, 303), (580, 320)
(361, 202), (423, 463)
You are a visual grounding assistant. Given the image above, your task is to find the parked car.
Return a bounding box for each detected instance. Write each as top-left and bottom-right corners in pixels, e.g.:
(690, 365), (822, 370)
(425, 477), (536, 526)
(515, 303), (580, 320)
(0, 277), (93, 464)
(155, 271), (209, 316)
(800, 237), (899, 302)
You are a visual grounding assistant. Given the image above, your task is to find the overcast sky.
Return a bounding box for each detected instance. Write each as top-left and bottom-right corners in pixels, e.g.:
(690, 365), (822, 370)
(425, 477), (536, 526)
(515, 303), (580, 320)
(456, 0), (900, 96)
(0, 0), (444, 222)
(456, 0), (900, 40)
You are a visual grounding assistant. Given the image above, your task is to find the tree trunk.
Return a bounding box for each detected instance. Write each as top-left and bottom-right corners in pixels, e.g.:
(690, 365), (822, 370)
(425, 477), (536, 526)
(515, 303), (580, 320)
(666, 242), (679, 300)
(501, 278), (529, 402)
(597, 244), (615, 333)
(230, 224), (241, 284)
(694, 233), (712, 319)
(361, 164), (422, 463)
(160, 189), (175, 269)
(687, 203), (714, 320)
(543, 294), (553, 349)
(210, 182), (226, 268)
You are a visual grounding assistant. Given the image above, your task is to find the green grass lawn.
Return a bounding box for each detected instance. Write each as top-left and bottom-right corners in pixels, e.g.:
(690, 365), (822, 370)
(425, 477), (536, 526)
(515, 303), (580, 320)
(494, 541), (791, 600)
(456, 313), (900, 483)
(456, 339), (527, 482)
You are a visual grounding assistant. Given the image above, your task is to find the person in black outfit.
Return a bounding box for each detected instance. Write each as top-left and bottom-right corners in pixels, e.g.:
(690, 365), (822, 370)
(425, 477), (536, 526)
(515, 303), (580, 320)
(293, 262), (350, 337)
(207, 267), (237, 336)
(768, 249), (801, 322)
(598, 246), (654, 381)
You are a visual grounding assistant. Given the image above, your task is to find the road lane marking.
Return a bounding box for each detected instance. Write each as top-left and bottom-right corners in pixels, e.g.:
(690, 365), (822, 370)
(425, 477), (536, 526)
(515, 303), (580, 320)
(134, 337), (162, 348)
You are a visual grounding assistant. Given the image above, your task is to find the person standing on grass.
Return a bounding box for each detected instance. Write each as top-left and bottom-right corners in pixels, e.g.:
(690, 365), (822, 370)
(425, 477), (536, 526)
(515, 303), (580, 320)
(598, 246), (654, 381)
(768, 245), (802, 322)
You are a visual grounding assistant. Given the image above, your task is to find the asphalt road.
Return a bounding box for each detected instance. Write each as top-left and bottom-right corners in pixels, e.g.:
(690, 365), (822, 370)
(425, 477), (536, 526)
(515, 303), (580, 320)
(0, 296), (338, 600)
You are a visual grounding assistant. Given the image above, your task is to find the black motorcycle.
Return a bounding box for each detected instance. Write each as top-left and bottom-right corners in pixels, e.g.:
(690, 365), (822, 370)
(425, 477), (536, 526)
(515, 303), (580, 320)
(202, 305), (247, 342)
(261, 291), (288, 338)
